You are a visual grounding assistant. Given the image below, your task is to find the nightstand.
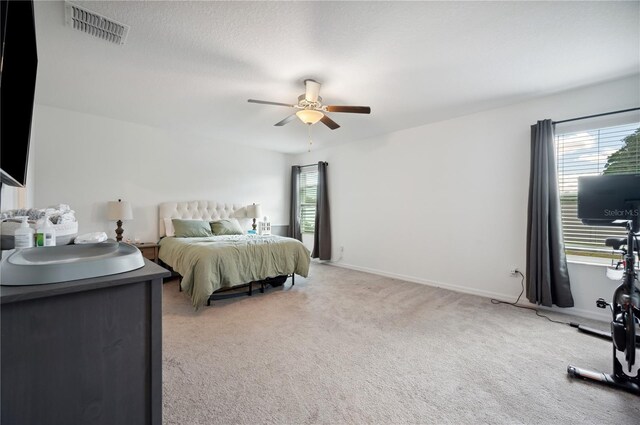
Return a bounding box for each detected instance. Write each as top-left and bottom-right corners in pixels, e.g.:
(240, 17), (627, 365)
(133, 242), (159, 263)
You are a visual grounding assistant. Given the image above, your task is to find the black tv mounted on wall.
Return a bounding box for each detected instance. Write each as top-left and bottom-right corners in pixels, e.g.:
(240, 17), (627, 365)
(577, 174), (640, 232)
(0, 0), (38, 188)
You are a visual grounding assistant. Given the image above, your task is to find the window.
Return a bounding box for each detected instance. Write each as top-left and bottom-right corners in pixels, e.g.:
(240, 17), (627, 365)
(299, 166), (318, 233)
(556, 123), (640, 259)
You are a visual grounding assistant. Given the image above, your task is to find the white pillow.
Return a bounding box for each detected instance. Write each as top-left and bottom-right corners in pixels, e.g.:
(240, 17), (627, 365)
(164, 218), (175, 237)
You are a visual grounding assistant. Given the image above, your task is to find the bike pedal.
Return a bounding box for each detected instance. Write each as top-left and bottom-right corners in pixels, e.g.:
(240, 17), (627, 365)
(596, 298), (609, 309)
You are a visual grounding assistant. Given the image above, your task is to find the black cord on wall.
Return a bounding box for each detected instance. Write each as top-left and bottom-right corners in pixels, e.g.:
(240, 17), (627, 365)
(490, 271), (571, 325)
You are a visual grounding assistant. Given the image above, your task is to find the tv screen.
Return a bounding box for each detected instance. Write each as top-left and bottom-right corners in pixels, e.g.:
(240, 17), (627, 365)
(0, 0), (38, 188)
(577, 174), (640, 228)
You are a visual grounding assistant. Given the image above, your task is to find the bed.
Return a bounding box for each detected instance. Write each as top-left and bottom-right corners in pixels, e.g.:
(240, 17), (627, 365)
(157, 201), (310, 308)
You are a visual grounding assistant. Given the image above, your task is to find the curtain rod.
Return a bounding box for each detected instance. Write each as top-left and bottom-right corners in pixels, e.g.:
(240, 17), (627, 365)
(299, 162), (328, 168)
(552, 107), (640, 125)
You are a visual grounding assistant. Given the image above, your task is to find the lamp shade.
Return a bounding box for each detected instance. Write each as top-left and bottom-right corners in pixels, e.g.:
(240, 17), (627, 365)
(246, 203), (262, 219)
(296, 109), (324, 125)
(107, 200), (133, 221)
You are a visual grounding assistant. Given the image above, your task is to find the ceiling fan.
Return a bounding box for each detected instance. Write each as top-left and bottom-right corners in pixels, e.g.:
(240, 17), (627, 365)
(248, 79), (371, 130)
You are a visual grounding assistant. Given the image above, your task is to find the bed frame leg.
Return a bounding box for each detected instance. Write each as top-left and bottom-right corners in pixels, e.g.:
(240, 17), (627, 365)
(178, 278), (182, 292)
(291, 273), (295, 286)
(248, 282), (253, 296)
(207, 298), (211, 306)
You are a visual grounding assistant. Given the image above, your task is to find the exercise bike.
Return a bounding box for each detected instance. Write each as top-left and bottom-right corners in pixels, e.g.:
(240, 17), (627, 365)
(567, 175), (640, 395)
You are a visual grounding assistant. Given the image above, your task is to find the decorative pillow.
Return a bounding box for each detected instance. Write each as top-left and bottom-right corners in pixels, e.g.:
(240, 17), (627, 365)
(171, 219), (213, 237)
(164, 218), (175, 237)
(210, 218), (244, 236)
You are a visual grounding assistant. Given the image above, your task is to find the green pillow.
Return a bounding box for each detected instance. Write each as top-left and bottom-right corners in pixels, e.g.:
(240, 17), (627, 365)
(171, 219), (213, 237)
(210, 219), (244, 236)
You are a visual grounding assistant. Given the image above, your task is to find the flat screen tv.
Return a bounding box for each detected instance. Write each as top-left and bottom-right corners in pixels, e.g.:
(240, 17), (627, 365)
(0, 0), (38, 188)
(577, 174), (640, 231)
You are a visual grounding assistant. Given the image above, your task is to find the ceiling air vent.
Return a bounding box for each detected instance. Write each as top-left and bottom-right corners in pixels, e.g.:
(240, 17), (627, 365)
(64, 1), (129, 45)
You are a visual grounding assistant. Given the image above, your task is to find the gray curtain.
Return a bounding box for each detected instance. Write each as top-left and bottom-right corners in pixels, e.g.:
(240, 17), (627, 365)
(288, 166), (302, 241)
(526, 119), (574, 307)
(312, 161), (332, 260)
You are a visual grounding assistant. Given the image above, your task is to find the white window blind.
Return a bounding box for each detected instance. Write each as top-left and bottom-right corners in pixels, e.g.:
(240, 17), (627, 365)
(299, 166), (318, 233)
(556, 123), (640, 257)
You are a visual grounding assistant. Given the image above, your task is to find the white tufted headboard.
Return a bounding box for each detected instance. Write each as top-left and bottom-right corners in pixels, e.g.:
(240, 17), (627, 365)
(158, 201), (250, 237)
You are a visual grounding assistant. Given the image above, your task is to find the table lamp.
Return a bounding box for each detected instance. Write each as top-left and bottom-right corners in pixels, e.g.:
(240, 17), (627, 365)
(107, 199), (133, 242)
(246, 203), (262, 231)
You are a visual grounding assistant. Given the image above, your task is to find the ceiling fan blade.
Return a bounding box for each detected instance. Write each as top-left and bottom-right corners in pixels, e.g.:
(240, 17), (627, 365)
(320, 115), (340, 130)
(304, 79), (321, 103)
(248, 99), (295, 108)
(325, 105), (371, 114)
(274, 114), (298, 126)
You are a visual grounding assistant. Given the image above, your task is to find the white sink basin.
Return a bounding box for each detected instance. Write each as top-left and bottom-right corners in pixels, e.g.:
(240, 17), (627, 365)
(0, 240), (145, 285)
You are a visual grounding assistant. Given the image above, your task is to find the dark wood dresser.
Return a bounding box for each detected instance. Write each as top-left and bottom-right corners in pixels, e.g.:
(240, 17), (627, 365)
(0, 259), (170, 425)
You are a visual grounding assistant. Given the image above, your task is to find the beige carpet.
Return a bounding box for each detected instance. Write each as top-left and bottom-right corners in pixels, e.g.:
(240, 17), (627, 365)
(162, 263), (640, 425)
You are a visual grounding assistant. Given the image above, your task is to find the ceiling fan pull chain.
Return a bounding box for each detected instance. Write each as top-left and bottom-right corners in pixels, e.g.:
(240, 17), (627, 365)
(308, 124), (313, 152)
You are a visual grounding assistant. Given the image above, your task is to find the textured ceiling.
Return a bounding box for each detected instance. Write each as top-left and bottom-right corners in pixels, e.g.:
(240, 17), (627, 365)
(33, 1), (640, 153)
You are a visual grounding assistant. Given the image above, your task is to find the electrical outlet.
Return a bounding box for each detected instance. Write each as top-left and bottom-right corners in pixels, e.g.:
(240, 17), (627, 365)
(510, 267), (519, 276)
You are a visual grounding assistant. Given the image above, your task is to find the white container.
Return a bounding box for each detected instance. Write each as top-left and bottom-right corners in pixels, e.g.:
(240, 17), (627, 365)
(14, 216), (34, 249)
(606, 267), (624, 281)
(36, 215), (56, 247)
(258, 221), (271, 235)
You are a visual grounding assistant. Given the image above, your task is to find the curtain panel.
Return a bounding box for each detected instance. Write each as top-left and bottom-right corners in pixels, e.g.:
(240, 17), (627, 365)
(288, 166), (302, 241)
(312, 161), (332, 260)
(526, 119), (574, 307)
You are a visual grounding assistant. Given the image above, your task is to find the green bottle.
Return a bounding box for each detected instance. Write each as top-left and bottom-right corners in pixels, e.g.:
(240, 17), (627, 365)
(36, 230), (44, 247)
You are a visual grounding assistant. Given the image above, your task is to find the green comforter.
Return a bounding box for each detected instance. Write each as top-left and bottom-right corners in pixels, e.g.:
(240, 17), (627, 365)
(158, 235), (310, 308)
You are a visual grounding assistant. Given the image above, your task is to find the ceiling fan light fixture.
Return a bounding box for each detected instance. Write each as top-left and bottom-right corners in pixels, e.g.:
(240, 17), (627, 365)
(248, 79), (370, 130)
(296, 109), (324, 125)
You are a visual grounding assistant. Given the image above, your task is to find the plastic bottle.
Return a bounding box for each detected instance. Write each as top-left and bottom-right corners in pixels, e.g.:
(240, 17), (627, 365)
(36, 215), (56, 247)
(14, 216), (34, 249)
(35, 219), (44, 247)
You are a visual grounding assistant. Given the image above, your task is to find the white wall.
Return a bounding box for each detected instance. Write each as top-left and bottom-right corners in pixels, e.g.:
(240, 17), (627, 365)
(32, 105), (290, 242)
(293, 75), (640, 320)
(1, 184), (28, 211)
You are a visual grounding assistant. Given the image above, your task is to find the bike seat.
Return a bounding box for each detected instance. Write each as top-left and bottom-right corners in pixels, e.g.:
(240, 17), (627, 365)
(605, 237), (638, 251)
(605, 238), (627, 250)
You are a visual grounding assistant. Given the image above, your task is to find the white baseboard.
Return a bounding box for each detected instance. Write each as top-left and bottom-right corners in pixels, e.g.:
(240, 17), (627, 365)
(329, 261), (609, 322)
(535, 305), (609, 322)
